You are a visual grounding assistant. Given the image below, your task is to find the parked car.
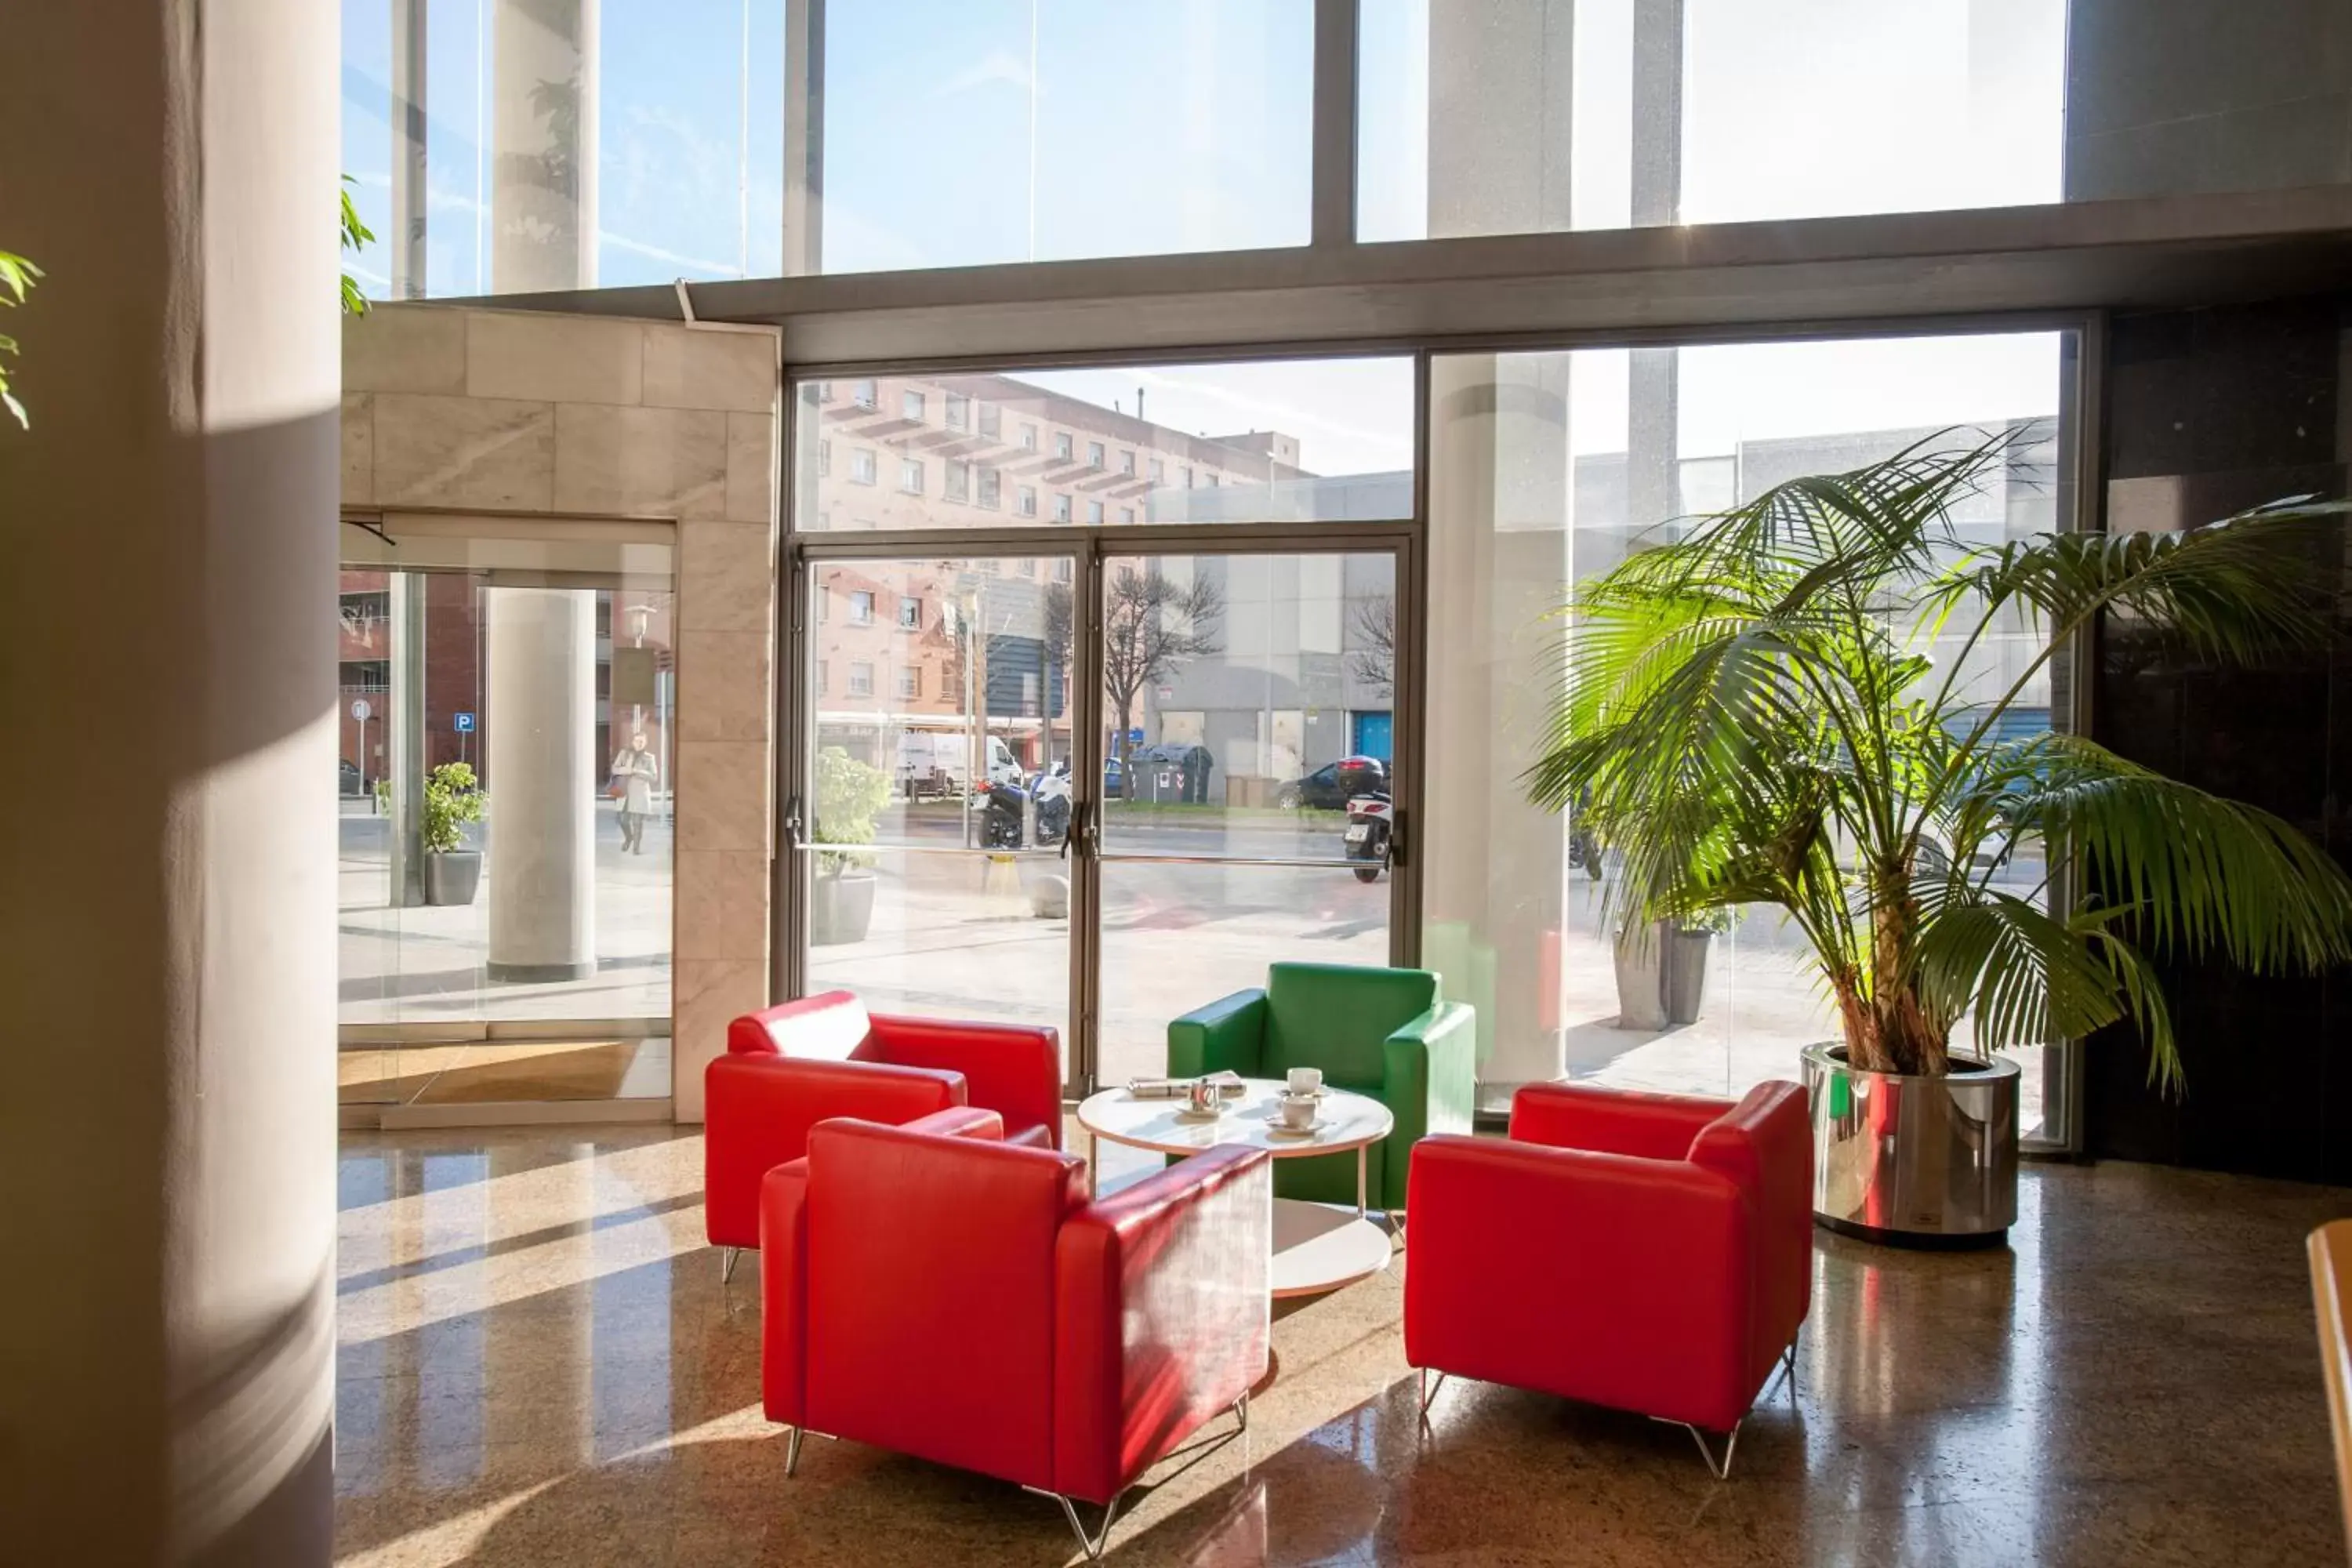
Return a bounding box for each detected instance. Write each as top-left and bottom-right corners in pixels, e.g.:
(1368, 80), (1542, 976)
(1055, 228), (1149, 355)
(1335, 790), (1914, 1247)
(339, 759), (365, 797)
(1276, 755), (1388, 811)
(1103, 754), (1124, 799)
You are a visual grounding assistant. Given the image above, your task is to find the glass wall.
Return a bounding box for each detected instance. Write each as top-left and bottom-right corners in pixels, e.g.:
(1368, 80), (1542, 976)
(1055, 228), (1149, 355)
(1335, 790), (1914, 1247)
(342, 0), (787, 297)
(339, 523), (676, 1112)
(793, 358), (1415, 532)
(1358, 0), (2065, 241)
(1422, 330), (2068, 1140)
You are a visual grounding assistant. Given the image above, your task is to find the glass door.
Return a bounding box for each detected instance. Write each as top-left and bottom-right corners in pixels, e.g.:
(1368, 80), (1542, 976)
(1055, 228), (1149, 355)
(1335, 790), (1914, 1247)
(794, 553), (1078, 1076)
(1090, 547), (1406, 1088)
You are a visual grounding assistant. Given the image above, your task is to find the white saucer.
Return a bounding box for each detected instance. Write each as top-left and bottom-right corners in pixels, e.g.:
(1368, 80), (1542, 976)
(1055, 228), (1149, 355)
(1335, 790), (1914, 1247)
(1173, 1105), (1226, 1123)
(1265, 1119), (1328, 1138)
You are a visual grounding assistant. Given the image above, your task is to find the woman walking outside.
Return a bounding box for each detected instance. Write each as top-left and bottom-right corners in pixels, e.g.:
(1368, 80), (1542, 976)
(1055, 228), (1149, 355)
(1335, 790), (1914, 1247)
(610, 732), (660, 854)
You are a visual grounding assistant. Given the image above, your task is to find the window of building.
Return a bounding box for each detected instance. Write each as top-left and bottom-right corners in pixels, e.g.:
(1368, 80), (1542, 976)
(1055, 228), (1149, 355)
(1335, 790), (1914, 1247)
(1021, 423), (1039, 451)
(897, 666), (921, 700)
(945, 393), (969, 430)
(1018, 486), (1039, 517)
(1087, 441), (1105, 469)
(848, 590), (875, 625)
(899, 458), (925, 494)
(978, 467), (1001, 508)
(816, 509), (833, 531)
(945, 462), (970, 503)
(1054, 494), (1073, 523)
(1120, 450), (1136, 475)
(851, 379), (878, 409)
(978, 403), (1002, 439)
(1119, 507), (1135, 524)
(902, 390), (927, 422)
(851, 448), (877, 485)
(1018, 558), (1036, 577)
(848, 661), (874, 697)
(1055, 558), (1074, 583)
(1181, 466), (1194, 488)
(815, 583), (830, 622)
(1087, 500), (1105, 524)
(897, 594), (922, 630)
(1054, 432), (1074, 461)
(818, 439), (832, 477)
(815, 381), (835, 403)
(1207, 474), (1220, 488)
(815, 659), (829, 693)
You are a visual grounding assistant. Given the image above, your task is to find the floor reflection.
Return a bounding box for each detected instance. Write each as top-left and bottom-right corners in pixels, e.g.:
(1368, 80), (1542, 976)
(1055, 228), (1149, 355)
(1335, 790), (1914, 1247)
(336, 1128), (2349, 1567)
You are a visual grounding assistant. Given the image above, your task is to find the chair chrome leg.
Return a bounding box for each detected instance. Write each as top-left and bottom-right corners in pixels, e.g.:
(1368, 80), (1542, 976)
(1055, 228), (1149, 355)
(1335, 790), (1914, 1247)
(1051, 1491), (1122, 1562)
(1654, 1417), (1740, 1480)
(783, 1426), (804, 1477)
(720, 1246), (742, 1284)
(1417, 1369), (1448, 1420)
(1234, 1390), (1249, 1433)
(1777, 1341), (1799, 1400)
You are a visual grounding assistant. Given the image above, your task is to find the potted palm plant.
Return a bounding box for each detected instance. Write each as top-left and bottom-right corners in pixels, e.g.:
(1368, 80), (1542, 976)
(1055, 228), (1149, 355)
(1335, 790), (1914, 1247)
(1528, 434), (2352, 1246)
(811, 746), (889, 946)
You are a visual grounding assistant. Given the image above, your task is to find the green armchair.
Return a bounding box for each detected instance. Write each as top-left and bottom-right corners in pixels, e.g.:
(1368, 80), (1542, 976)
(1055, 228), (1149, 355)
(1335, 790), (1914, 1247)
(1167, 961), (1477, 1212)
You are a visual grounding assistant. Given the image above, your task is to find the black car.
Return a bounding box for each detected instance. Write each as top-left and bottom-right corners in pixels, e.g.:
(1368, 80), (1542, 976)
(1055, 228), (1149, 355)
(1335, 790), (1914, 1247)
(1276, 755), (1388, 811)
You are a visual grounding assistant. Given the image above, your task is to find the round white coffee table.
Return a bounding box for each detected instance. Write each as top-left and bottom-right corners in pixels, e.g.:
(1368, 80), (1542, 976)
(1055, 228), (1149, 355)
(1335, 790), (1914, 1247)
(1074, 1078), (1396, 1299)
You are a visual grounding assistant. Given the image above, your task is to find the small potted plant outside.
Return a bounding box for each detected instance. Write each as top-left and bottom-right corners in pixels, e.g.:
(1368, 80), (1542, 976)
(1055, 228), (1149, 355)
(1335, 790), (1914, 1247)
(811, 746), (889, 946)
(1666, 906), (1735, 1027)
(1529, 433), (2352, 1247)
(421, 761), (485, 906)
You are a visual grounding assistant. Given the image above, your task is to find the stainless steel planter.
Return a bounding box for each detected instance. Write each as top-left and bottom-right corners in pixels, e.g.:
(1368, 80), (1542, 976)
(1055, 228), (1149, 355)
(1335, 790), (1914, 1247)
(1800, 1042), (2018, 1248)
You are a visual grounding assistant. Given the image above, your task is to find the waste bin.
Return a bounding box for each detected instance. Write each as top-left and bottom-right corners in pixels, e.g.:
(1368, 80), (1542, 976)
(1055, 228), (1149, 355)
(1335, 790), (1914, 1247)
(1127, 743), (1192, 804)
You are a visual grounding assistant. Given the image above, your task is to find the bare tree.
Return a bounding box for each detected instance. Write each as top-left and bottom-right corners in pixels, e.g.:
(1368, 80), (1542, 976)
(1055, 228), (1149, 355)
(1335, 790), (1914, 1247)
(1349, 592), (1396, 699)
(1102, 564), (1223, 763)
(1042, 580), (1073, 711)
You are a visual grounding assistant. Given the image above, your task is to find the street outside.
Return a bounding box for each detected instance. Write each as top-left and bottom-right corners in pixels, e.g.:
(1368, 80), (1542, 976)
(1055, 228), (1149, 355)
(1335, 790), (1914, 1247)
(342, 794), (2042, 1134)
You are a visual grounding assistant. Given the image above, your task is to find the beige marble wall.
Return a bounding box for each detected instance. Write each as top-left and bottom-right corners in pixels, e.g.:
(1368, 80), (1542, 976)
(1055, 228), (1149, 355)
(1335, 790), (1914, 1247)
(343, 304), (778, 1121)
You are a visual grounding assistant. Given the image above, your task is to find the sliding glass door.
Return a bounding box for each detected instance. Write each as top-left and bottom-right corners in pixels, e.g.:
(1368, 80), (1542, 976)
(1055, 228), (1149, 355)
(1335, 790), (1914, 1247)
(1092, 547), (1404, 1087)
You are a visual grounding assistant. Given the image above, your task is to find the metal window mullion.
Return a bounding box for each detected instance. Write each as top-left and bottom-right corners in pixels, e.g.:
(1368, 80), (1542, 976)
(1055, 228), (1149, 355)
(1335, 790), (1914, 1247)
(1070, 535), (1106, 1098)
(1392, 348), (1434, 969)
(1311, 0), (1360, 249)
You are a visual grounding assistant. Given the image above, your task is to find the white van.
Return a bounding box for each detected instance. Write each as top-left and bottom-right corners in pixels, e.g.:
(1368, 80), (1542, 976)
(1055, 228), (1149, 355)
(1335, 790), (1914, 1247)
(896, 731), (1022, 797)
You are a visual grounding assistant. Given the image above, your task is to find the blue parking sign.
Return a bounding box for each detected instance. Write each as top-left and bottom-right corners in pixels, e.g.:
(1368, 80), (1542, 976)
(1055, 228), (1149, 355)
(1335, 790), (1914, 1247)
(453, 712), (476, 733)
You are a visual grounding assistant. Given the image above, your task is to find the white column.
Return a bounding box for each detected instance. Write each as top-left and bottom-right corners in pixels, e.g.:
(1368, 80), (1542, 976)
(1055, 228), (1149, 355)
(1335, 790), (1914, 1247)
(0, 2), (338, 1563)
(492, 0), (599, 292)
(487, 588), (599, 982)
(487, 0), (601, 985)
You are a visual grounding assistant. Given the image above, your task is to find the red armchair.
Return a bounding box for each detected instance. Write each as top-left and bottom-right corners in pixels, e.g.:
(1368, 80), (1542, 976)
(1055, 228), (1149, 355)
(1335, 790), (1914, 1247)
(704, 991), (1062, 1271)
(760, 1108), (1272, 1560)
(1404, 1080), (1812, 1477)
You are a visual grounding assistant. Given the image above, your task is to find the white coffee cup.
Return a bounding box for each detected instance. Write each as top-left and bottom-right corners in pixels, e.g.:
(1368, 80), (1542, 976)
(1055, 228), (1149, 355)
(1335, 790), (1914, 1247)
(1287, 1066), (1323, 1096)
(1186, 1079), (1221, 1115)
(1279, 1092), (1318, 1131)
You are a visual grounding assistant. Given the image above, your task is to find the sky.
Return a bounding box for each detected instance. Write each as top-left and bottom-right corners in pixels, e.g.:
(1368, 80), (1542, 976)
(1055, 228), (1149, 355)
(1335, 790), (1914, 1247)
(339, 1), (2066, 468)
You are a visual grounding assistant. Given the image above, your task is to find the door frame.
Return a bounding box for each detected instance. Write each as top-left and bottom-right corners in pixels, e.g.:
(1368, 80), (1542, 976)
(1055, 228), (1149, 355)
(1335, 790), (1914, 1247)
(779, 522), (1423, 1098)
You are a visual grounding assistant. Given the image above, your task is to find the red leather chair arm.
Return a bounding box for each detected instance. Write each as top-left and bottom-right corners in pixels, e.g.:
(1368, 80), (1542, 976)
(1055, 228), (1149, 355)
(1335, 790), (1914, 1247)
(1405, 1134), (1756, 1432)
(703, 1052), (964, 1248)
(869, 1012), (1064, 1149)
(759, 1156), (811, 1426)
(1054, 1145), (1272, 1504)
(1509, 1080), (1728, 1161)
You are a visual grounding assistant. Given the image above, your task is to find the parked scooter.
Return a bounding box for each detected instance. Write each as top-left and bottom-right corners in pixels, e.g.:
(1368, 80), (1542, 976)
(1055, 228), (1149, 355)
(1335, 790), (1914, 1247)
(1029, 761), (1073, 849)
(1342, 789), (1393, 883)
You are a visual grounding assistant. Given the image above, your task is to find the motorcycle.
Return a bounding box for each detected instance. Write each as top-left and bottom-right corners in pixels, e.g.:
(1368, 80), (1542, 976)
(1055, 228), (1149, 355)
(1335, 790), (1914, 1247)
(1342, 789), (1392, 883)
(1029, 761), (1073, 849)
(974, 777), (1029, 849)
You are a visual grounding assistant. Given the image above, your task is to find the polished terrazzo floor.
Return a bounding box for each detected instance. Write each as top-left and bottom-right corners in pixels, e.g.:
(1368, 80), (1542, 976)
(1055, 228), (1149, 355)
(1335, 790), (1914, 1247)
(336, 1124), (2349, 1566)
